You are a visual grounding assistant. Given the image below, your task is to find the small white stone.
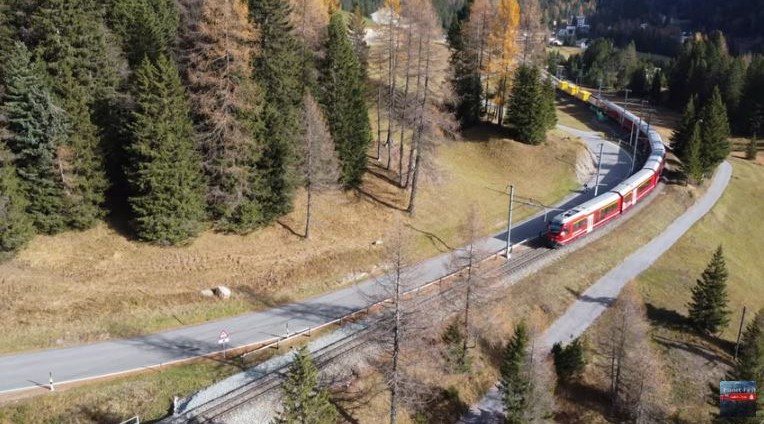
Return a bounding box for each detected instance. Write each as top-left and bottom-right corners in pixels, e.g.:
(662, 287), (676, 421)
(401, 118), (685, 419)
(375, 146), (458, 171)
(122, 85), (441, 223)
(213, 286), (231, 299)
(200, 289), (215, 297)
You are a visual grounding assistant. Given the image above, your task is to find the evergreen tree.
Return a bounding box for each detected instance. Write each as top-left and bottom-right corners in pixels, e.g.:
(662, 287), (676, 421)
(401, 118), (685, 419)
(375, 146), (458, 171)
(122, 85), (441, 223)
(739, 56), (764, 138)
(500, 321), (530, 424)
(650, 70), (663, 105)
(322, 12), (372, 188)
(627, 66), (648, 96)
(31, 0), (121, 228)
(671, 96), (697, 159)
(125, 56), (206, 244)
(552, 338), (586, 385)
(107, 0), (180, 68)
(449, 9), (482, 128)
(728, 309), (764, 383)
(274, 346), (339, 424)
(0, 145), (34, 253)
(747, 134), (759, 161)
(700, 87), (731, 173)
(2, 42), (69, 234)
(681, 122), (704, 184)
(505, 65), (554, 145)
(688, 245), (731, 335)
(723, 57), (745, 129)
(250, 0), (304, 223)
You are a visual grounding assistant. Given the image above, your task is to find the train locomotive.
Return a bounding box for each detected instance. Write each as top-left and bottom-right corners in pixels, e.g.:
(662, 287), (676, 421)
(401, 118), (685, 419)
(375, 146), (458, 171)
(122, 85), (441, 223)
(546, 78), (666, 246)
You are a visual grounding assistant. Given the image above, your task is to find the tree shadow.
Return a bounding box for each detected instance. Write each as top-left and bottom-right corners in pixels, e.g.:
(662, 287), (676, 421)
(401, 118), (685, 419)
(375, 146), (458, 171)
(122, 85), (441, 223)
(78, 405), (129, 423)
(356, 187), (407, 211)
(414, 384), (470, 423)
(405, 224), (454, 252)
(554, 381), (613, 422)
(652, 334), (734, 367)
(645, 303), (688, 331)
(461, 122), (516, 142)
(276, 220), (304, 238)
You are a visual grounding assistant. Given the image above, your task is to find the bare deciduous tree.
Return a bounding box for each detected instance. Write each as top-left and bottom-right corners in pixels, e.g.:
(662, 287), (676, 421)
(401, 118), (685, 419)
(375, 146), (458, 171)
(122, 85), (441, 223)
(519, 0), (545, 66)
(299, 92), (339, 239)
(599, 283), (668, 422)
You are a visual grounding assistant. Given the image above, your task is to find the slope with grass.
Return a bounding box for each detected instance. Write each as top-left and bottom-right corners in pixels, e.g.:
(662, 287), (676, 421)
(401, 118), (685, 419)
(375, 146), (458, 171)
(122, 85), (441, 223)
(555, 157), (764, 423)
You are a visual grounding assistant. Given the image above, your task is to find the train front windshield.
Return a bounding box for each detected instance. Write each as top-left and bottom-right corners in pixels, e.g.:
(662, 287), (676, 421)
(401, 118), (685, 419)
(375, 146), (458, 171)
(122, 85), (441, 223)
(548, 221), (564, 234)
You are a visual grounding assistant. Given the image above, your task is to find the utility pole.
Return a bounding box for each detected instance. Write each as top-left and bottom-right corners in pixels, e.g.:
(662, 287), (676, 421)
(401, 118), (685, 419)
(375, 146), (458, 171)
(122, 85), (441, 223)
(594, 143), (604, 196)
(621, 89), (632, 126)
(734, 306), (747, 361)
(598, 78), (603, 99)
(505, 184), (515, 259)
(631, 115), (642, 174)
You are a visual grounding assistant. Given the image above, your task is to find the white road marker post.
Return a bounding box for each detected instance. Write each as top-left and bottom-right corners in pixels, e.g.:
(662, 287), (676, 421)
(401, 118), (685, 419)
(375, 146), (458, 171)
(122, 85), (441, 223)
(49, 371), (54, 392)
(218, 330), (230, 359)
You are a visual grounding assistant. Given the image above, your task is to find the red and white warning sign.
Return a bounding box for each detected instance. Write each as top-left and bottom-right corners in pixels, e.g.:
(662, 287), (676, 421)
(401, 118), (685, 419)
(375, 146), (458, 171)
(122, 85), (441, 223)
(218, 330), (230, 344)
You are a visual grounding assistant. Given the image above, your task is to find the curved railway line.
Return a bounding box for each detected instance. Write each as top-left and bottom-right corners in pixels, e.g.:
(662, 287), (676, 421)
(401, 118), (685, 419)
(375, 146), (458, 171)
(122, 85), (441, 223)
(161, 75), (668, 422)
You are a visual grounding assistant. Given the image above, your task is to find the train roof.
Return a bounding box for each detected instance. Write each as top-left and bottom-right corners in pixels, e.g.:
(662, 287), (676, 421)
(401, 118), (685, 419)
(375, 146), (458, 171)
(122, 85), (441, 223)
(551, 191), (621, 224)
(610, 169), (654, 196)
(642, 156), (663, 173)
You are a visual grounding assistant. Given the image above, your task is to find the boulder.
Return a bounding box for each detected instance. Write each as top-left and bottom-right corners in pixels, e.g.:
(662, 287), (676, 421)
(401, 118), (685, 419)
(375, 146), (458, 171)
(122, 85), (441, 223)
(213, 286), (232, 299)
(200, 288), (215, 297)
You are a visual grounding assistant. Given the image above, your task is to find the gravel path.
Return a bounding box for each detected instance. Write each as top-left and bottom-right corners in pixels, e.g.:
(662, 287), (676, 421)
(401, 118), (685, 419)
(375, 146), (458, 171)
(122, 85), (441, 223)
(458, 161), (733, 423)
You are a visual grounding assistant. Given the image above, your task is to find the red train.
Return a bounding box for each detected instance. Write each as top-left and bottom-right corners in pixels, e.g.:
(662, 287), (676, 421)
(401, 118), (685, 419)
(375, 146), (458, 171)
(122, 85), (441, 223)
(546, 80), (666, 246)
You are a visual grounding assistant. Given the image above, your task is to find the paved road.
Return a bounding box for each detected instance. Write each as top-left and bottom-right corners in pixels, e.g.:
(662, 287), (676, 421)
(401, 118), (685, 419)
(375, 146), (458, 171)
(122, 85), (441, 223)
(0, 125), (632, 394)
(458, 161), (733, 423)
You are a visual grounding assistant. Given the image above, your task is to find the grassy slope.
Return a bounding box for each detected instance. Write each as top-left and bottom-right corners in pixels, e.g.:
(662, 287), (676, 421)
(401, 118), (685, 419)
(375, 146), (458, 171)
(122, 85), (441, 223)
(556, 157), (764, 423)
(636, 157), (764, 422)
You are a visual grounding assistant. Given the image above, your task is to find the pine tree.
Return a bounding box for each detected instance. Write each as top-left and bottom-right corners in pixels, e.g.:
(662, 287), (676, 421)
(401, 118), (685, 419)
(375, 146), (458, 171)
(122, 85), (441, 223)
(728, 309), (764, 383)
(322, 12), (371, 188)
(274, 346), (339, 424)
(747, 135), (759, 161)
(450, 19), (483, 127)
(681, 122), (704, 184)
(0, 145), (34, 254)
(739, 56), (764, 138)
(500, 321), (530, 424)
(505, 65), (554, 145)
(671, 96), (697, 159)
(2, 42), (69, 234)
(700, 87), (731, 173)
(552, 337), (586, 385)
(650, 70), (663, 105)
(107, 0), (180, 68)
(125, 56), (206, 244)
(688, 245), (731, 335)
(31, 0), (121, 228)
(250, 0), (304, 223)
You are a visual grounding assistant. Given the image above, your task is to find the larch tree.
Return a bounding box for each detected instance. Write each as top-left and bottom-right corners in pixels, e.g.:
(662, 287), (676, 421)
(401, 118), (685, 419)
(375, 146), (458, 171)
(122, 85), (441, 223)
(299, 92), (339, 240)
(0, 144), (34, 254)
(699, 87), (731, 174)
(1, 42), (69, 234)
(288, 0), (329, 92)
(487, 0), (520, 125)
(449, 8), (483, 127)
(464, 0), (495, 118)
(348, 5), (370, 78)
(30, 0), (122, 228)
(688, 245), (731, 335)
(519, 0), (545, 65)
(179, 0), (264, 233)
(321, 11), (372, 189)
(274, 346), (339, 423)
(250, 0), (304, 224)
(381, 0), (403, 170)
(108, 0), (180, 68)
(406, 0), (457, 215)
(125, 55), (206, 244)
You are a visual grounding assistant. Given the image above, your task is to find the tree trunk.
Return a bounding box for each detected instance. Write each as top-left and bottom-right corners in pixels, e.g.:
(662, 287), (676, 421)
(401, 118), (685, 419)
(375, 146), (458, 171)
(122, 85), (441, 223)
(398, 24), (414, 187)
(404, 34), (425, 188)
(305, 182), (312, 239)
(385, 16), (399, 170)
(407, 39), (431, 216)
(461, 243), (473, 367)
(377, 84), (383, 160)
(390, 250), (402, 424)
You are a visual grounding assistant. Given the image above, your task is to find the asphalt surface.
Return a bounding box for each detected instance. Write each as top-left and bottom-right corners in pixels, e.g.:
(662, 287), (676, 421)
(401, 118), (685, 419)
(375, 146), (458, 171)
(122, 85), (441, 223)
(458, 161), (733, 423)
(0, 124), (632, 394)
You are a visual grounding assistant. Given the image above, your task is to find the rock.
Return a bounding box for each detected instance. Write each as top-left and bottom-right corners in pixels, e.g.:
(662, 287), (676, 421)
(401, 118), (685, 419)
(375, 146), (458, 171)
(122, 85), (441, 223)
(371, 239), (383, 246)
(200, 288), (215, 297)
(213, 286), (232, 299)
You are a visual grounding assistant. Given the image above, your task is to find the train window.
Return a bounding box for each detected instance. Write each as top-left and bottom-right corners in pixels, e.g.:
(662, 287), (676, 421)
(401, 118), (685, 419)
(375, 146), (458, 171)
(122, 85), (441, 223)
(596, 201), (619, 223)
(637, 178), (652, 194)
(623, 192), (633, 205)
(572, 218), (587, 232)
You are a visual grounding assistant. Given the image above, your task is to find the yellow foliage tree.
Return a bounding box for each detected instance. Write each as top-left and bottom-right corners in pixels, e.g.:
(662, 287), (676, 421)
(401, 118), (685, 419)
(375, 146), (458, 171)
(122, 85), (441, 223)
(487, 0), (520, 124)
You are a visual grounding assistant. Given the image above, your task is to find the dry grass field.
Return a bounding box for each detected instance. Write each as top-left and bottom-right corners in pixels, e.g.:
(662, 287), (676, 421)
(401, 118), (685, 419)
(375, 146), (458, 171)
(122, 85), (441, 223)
(0, 127), (583, 355)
